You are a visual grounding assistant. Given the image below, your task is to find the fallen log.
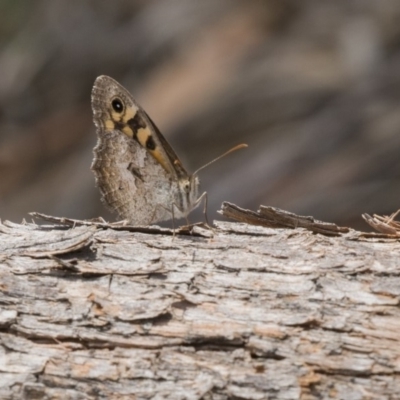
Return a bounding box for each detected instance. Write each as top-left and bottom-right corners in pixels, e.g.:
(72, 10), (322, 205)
(1, 206), (400, 399)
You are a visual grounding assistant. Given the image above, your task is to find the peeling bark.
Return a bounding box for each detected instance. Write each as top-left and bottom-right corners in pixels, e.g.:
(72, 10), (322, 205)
(1, 214), (400, 399)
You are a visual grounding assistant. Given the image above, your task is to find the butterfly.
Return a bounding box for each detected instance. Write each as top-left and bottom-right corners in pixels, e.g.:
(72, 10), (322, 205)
(91, 75), (246, 226)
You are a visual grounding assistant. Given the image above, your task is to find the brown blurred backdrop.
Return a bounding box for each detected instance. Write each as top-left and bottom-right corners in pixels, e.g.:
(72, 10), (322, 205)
(1, 0), (400, 229)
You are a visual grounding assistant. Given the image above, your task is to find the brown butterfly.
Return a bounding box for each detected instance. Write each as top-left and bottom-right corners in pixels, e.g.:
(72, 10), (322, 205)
(91, 75), (246, 225)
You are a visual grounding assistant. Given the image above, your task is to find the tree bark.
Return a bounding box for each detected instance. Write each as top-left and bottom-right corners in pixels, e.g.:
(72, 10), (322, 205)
(1, 212), (400, 399)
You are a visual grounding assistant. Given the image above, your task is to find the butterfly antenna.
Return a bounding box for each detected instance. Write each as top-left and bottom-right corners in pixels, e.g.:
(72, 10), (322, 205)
(193, 144), (248, 176)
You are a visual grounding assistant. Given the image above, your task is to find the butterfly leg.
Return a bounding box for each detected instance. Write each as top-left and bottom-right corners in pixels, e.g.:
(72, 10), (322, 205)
(171, 204), (176, 235)
(193, 191), (211, 228)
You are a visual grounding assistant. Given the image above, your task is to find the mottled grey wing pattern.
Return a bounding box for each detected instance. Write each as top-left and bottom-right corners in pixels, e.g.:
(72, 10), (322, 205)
(91, 128), (177, 225)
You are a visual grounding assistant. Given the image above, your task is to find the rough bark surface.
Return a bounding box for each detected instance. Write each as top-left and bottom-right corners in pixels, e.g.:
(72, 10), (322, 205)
(1, 215), (400, 400)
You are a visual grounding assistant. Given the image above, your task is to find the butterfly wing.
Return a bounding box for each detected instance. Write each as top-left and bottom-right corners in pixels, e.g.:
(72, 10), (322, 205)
(91, 75), (201, 224)
(91, 76), (188, 224)
(91, 75), (188, 179)
(92, 127), (180, 224)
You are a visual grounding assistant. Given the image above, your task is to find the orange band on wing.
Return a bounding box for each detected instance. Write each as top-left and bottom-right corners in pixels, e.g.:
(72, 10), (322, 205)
(135, 127), (172, 174)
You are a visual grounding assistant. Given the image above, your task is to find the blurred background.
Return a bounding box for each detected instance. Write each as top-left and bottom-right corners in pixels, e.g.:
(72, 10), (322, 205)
(1, 0), (400, 230)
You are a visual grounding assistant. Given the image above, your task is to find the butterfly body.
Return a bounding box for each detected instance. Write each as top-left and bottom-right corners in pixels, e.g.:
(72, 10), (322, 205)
(91, 75), (201, 225)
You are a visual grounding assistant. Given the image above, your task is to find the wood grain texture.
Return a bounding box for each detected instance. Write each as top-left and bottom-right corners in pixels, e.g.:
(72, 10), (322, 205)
(1, 218), (400, 399)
